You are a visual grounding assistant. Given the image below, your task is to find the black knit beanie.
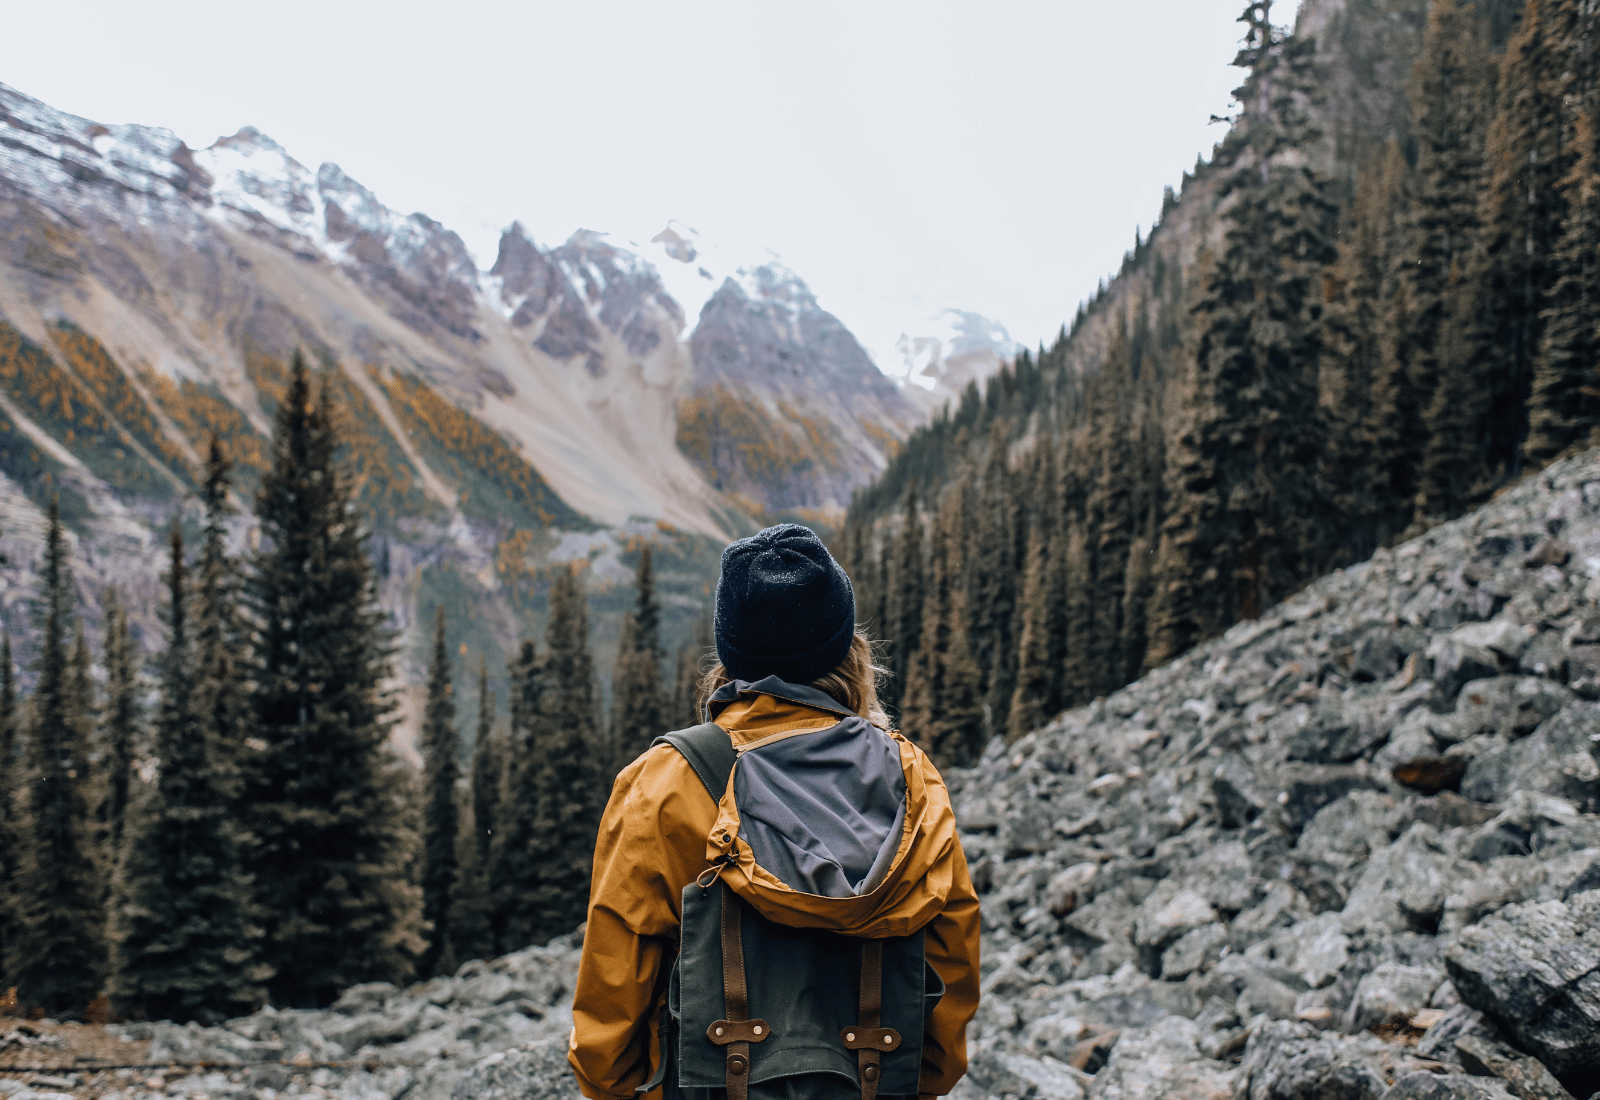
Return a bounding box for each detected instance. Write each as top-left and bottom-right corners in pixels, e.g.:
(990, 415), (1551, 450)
(714, 523), (855, 685)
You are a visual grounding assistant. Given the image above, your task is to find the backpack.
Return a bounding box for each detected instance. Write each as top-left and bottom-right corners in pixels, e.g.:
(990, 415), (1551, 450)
(639, 723), (944, 1100)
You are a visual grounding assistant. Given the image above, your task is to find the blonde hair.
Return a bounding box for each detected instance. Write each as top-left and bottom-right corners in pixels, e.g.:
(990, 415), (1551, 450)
(697, 630), (890, 729)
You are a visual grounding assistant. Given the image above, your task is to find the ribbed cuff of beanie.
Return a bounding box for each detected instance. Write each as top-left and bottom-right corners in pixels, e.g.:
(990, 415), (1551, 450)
(719, 611), (855, 686)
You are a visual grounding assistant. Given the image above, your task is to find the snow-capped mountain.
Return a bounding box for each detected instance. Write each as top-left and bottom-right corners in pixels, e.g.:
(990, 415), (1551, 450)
(0, 80), (1016, 726)
(893, 309), (1023, 414)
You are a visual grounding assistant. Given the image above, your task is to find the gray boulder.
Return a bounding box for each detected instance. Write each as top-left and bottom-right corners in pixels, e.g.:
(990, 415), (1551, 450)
(1444, 891), (1600, 1089)
(1345, 963), (1445, 1033)
(1461, 704), (1600, 812)
(452, 1040), (581, 1100)
(1085, 1016), (1233, 1100)
(1453, 1034), (1575, 1100)
(1234, 1020), (1388, 1100)
(1342, 824), (1466, 939)
(1382, 1072), (1518, 1100)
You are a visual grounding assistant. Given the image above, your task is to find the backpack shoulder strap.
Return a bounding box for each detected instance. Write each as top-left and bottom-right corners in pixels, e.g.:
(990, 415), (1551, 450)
(654, 722), (736, 805)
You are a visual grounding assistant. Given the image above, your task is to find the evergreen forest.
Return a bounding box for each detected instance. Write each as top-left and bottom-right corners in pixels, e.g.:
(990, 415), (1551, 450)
(841, 0), (1600, 768)
(0, 352), (694, 1020)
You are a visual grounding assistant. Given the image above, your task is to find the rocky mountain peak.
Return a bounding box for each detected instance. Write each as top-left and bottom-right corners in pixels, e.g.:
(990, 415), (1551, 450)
(896, 308), (1021, 413)
(651, 223), (697, 263)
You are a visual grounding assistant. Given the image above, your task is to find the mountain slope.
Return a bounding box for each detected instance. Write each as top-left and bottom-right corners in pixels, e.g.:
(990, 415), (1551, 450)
(0, 80), (945, 721)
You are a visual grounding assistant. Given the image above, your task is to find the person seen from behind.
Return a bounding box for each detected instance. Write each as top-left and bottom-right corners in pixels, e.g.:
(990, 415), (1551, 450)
(569, 523), (981, 1100)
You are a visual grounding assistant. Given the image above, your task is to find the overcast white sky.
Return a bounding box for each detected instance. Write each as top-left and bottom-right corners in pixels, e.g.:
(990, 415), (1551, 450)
(2, 0), (1251, 375)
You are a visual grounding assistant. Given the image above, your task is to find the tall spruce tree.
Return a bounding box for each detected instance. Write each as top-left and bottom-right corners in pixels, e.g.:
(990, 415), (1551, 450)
(886, 487), (924, 719)
(609, 546), (665, 772)
(671, 610), (712, 728)
(524, 565), (606, 942)
(1526, 109), (1600, 461)
(99, 590), (139, 859)
(1007, 526), (1051, 743)
(1399, 0), (1496, 522)
(193, 436), (248, 848)
(1430, 0), (1580, 504)
(419, 606), (460, 978)
(247, 351), (421, 1005)
(7, 497), (107, 1014)
(448, 656), (496, 965)
(0, 634), (16, 992)
(112, 524), (264, 1022)
(1150, 1), (1337, 655)
(493, 638), (540, 950)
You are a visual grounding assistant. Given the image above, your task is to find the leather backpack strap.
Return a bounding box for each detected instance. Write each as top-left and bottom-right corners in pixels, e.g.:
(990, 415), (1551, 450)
(705, 884), (769, 1100)
(654, 722), (736, 806)
(840, 940), (901, 1100)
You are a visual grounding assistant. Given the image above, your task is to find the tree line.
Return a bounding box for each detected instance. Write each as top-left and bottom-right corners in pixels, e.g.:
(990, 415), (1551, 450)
(0, 351), (694, 1022)
(841, 0), (1600, 766)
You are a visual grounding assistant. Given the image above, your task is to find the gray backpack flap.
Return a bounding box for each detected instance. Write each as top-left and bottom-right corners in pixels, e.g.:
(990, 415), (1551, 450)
(650, 724), (944, 1100)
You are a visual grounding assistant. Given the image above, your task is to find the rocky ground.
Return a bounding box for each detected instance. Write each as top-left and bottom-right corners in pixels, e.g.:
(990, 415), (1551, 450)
(0, 937), (581, 1100)
(7, 453), (1600, 1100)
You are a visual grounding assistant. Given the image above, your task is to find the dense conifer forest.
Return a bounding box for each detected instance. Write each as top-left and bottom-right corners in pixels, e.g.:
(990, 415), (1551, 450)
(0, 351), (685, 1020)
(841, 0), (1600, 767)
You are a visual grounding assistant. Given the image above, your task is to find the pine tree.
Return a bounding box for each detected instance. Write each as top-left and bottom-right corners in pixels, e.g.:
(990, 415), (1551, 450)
(1007, 525), (1051, 743)
(193, 436), (248, 846)
(1428, 0), (1580, 505)
(99, 590), (139, 859)
(69, 623), (101, 874)
(246, 351), (422, 1005)
(419, 607), (460, 978)
(1526, 114), (1600, 463)
(1087, 355), (1135, 694)
(609, 546), (665, 772)
(525, 565), (606, 942)
(670, 610), (711, 728)
(492, 639), (542, 951)
(1323, 144), (1411, 549)
(0, 634), (17, 993)
(1150, 3), (1337, 653)
(972, 426), (1020, 732)
(448, 656), (496, 965)
(886, 487), (924, 720)
(111, 524), (264, 1022)
(7, 497), (107, 1014)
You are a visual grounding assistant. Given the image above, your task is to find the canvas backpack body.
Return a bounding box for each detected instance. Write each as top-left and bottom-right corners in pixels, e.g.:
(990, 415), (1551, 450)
(641, 722), (943, 1100)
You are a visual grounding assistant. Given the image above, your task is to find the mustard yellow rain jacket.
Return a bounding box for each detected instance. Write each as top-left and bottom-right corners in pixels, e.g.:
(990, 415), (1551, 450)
(568, 679), (982, 1100)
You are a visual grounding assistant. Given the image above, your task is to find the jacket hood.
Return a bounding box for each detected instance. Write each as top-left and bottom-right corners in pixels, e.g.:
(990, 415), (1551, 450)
(704, 677), (967, 939)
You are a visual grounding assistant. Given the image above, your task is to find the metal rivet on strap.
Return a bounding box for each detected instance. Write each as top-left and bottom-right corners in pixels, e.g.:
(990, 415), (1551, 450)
(846, 1032), (856, 1042)
(883, 1035), (894, 1046)
(753, 1025), (763, 1035)
(863, 1065), (880, 1082)
(715, 1026), (724, 1036)
(728, 1055), (748, 1075)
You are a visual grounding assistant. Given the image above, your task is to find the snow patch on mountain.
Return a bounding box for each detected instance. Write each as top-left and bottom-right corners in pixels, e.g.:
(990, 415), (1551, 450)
(894, 308), (1022, 409)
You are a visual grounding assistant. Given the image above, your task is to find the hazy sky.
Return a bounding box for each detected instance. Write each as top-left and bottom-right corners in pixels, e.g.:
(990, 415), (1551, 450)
(2, 0), (1249, 375)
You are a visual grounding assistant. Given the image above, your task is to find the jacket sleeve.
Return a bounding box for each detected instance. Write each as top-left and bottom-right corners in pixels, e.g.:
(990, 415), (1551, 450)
(918, 840), (982, 1098)
(568, 746), (716, 1100)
